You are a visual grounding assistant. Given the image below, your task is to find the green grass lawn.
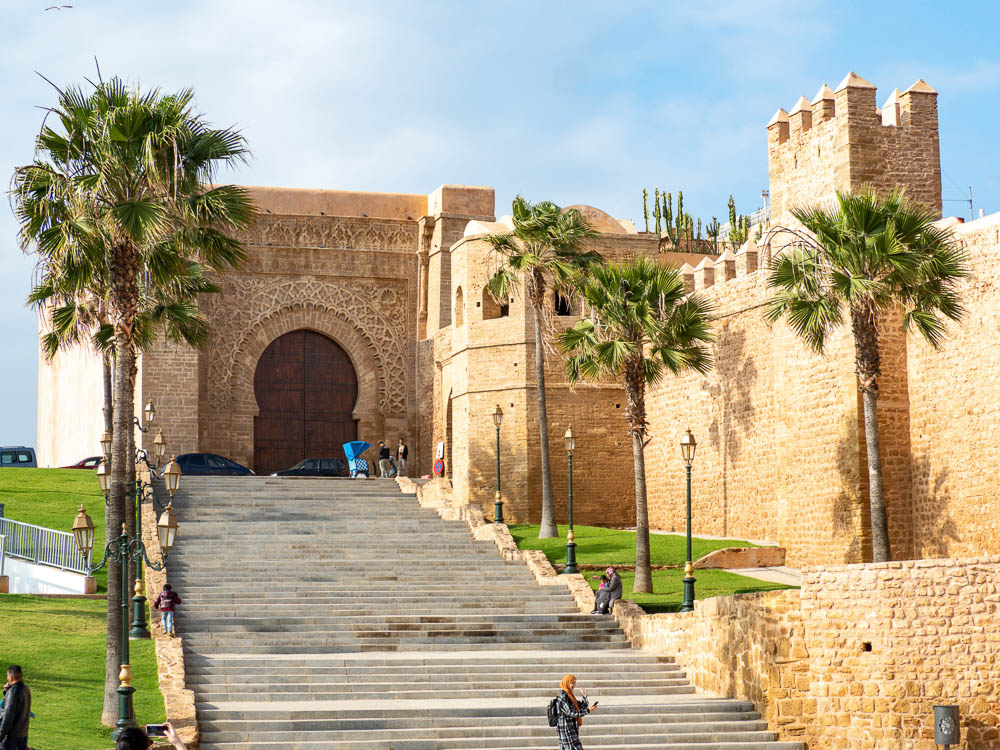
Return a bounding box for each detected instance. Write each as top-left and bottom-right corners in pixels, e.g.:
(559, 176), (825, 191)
(0, 468), (108, 591)
(508, 523), (760, 566)
(509, 523), (795, 613)
(0, 596), (164, 750)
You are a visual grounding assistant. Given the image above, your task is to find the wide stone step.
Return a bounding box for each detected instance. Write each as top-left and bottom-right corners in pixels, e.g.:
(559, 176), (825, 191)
(170, 478), (798, 750)
(193, 684), (696, 701)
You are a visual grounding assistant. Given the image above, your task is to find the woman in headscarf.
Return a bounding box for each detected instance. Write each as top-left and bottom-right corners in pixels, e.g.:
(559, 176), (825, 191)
(592, 566), (622, 614)
(555, 674), (597, 749)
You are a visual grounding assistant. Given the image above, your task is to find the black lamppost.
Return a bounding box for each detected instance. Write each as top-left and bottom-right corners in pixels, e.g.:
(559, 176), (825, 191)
(680, 429), (697, 612)
(493, 405), (504, 523)
(127, 437), (173, 640)
(562, 426), (578, 575)
(72, 502), (178, 738)
(99, 428), (176, 640)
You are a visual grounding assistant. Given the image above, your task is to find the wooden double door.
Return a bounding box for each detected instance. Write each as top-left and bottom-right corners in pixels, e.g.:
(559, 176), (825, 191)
(253, 330), (358, 475)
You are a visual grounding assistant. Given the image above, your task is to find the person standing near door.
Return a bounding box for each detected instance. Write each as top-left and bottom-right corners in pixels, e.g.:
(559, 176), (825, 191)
(396, 437), (408, 477)
(378, 441), (392, 477)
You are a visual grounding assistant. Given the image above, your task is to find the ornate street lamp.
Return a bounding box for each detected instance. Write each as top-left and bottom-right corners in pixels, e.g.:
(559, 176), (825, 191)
(492, 405), (504, 524)
(134, 400), (155, 433)
(562, 426), (578, 575)
(152, 429), (167, 464)
(100, 431), (113, 461)
(162, 457), (182, 498)
(680, 429), (697, 612)
(96, 462), (109, 496)
(157, 504), (178, 553)
(71, 505), (175, 739)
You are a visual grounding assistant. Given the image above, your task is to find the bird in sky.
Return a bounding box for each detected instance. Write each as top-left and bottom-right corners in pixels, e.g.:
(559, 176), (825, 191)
(44, 5), (73, 10)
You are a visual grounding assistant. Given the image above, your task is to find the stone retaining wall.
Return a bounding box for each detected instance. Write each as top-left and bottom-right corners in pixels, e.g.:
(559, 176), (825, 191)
(140, 475), (198, 750)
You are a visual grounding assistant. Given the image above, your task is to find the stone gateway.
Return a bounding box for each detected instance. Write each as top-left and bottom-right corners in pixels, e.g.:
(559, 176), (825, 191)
(37, 74), (1000, 568)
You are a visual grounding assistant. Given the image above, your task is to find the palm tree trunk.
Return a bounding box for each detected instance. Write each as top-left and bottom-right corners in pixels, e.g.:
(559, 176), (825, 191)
(861, 389), (890, 562)
(625, 359), (653, 593)
(631, 428), (653, 593)
(532, 300), (557, 538)
(104, 244), (138, 725)
(852, 307), (891, 562)
(103, 334), (130, 725)
(125, 350), (138, 595)
(102, 352), (113, 434)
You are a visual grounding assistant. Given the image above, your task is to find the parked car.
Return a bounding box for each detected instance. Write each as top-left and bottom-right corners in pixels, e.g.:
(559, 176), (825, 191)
(1, 446), (37, 468)
(174, 453), (254, 476)
(61, 456), (103, 469)
(272, 458), (350, 477)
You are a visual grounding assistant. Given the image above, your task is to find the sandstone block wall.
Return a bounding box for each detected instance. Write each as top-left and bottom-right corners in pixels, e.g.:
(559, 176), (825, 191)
(768, 74), (941, 230)
(618, 557), (1000, 750)
(905, 214), (1000, 559)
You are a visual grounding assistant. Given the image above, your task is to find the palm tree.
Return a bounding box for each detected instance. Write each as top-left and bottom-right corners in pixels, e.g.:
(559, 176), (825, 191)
(486, 197), (599, 538)
(765, 188), (967, 562)
(13, 76), (254, 723)
(560, 257), (714, 593)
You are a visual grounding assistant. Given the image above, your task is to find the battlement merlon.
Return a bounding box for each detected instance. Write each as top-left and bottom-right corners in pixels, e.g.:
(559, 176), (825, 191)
(766, 72), (942, 227)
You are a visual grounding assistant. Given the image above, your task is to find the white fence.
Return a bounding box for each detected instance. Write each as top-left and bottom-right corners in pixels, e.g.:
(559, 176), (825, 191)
(0, 517), (91, 574)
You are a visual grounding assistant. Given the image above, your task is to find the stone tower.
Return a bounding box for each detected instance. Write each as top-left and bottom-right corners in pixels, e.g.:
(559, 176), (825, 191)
(767, 72), (941, 227)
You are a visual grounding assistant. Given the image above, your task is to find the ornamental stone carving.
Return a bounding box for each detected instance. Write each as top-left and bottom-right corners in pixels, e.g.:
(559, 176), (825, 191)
(242, 215), (416, 251)
(203, 275), (407, 415)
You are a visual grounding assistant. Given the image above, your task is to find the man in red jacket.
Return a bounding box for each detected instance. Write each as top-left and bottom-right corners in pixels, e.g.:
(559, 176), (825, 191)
(154, 583), (182, 636)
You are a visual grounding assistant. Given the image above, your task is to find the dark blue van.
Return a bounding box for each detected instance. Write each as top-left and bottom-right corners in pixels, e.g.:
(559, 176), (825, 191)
(0, 446), (37, 468)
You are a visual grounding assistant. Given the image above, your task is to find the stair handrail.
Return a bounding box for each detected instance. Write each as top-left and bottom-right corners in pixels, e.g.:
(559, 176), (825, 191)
(0, 516), (91, 574)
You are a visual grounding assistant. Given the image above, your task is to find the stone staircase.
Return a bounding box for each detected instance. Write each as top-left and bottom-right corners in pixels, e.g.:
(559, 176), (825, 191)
(165, 477), (804, 749)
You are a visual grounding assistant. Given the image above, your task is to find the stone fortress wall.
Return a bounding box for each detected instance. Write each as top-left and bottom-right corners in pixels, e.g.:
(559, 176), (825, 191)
(644, 73), (1000, 567)
(36, 71), (1000, 572)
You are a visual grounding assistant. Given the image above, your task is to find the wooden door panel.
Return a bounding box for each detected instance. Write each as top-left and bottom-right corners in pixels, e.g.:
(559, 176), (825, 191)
(253, 330), (359, 475)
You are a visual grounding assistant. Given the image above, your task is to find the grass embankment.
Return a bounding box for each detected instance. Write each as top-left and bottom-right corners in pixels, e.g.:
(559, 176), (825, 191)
(0, 467), (108, 591)
(509, 523), (795, 613)
(0, 469), (165, 748)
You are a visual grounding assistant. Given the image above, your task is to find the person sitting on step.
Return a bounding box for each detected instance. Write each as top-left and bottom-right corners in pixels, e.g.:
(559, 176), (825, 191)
(591, 566), (621, 614)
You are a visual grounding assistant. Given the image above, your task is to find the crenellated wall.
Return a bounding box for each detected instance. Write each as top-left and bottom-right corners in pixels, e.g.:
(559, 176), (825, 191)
(768, 73), (941, 229)
(645, 207), (1000, 566)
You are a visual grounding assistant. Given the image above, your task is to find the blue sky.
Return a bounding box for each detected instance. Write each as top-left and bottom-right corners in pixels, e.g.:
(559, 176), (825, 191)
(2, 0), (999, 447)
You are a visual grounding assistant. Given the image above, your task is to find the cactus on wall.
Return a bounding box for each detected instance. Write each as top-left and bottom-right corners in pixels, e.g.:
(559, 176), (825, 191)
(697, 217), (702, 240)
(727, 195), (749, 246)
(653, 188), (662, 234)
(642, 189), (649, 233)
(707, 216), (720, 251)
(676, 192), (684, 235)
(664, 192), (672, 236)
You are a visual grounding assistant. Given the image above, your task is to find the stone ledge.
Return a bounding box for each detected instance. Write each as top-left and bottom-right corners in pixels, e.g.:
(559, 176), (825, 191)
(694, 546), (787, 569)
(141, 470), (198, 750)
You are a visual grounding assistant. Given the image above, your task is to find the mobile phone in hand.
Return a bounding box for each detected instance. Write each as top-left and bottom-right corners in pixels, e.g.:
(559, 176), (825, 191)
(146, 724), (168, 737)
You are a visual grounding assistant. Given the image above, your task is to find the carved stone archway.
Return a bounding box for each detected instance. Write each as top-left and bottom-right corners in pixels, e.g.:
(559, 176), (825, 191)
(215, 305), (387, 468)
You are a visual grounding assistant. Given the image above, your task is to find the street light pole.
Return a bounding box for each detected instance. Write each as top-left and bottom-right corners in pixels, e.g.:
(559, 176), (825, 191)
(680, 429), (697, 612)
(562, 427), (578, 575)
(493, 405), (504, 524)
(129, 430), (168, 640)
(73, 506), (177, 739)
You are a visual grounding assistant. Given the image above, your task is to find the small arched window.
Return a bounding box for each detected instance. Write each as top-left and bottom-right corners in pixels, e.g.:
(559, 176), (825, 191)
(483, 287), (510, 320)
(455, 287), (464, 326)
(554, 292), (572, 316)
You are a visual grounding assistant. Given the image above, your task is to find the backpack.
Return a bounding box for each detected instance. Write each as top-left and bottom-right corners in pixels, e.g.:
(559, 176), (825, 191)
(547, 696), (559, 727)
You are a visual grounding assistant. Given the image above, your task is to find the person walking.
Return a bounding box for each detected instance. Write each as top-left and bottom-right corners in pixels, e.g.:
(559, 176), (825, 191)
(396, 437), (408, 477)
(555, 674), (597, 750)
(153, 583), (183, 636)
(0, 665), (31, 750)
(377, 441), (393, 477)
(592, 567), (621, 614)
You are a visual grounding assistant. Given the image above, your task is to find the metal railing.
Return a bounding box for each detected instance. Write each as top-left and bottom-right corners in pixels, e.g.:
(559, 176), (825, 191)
(1, 535), (5, 577)
(0, 517), (91, 574)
